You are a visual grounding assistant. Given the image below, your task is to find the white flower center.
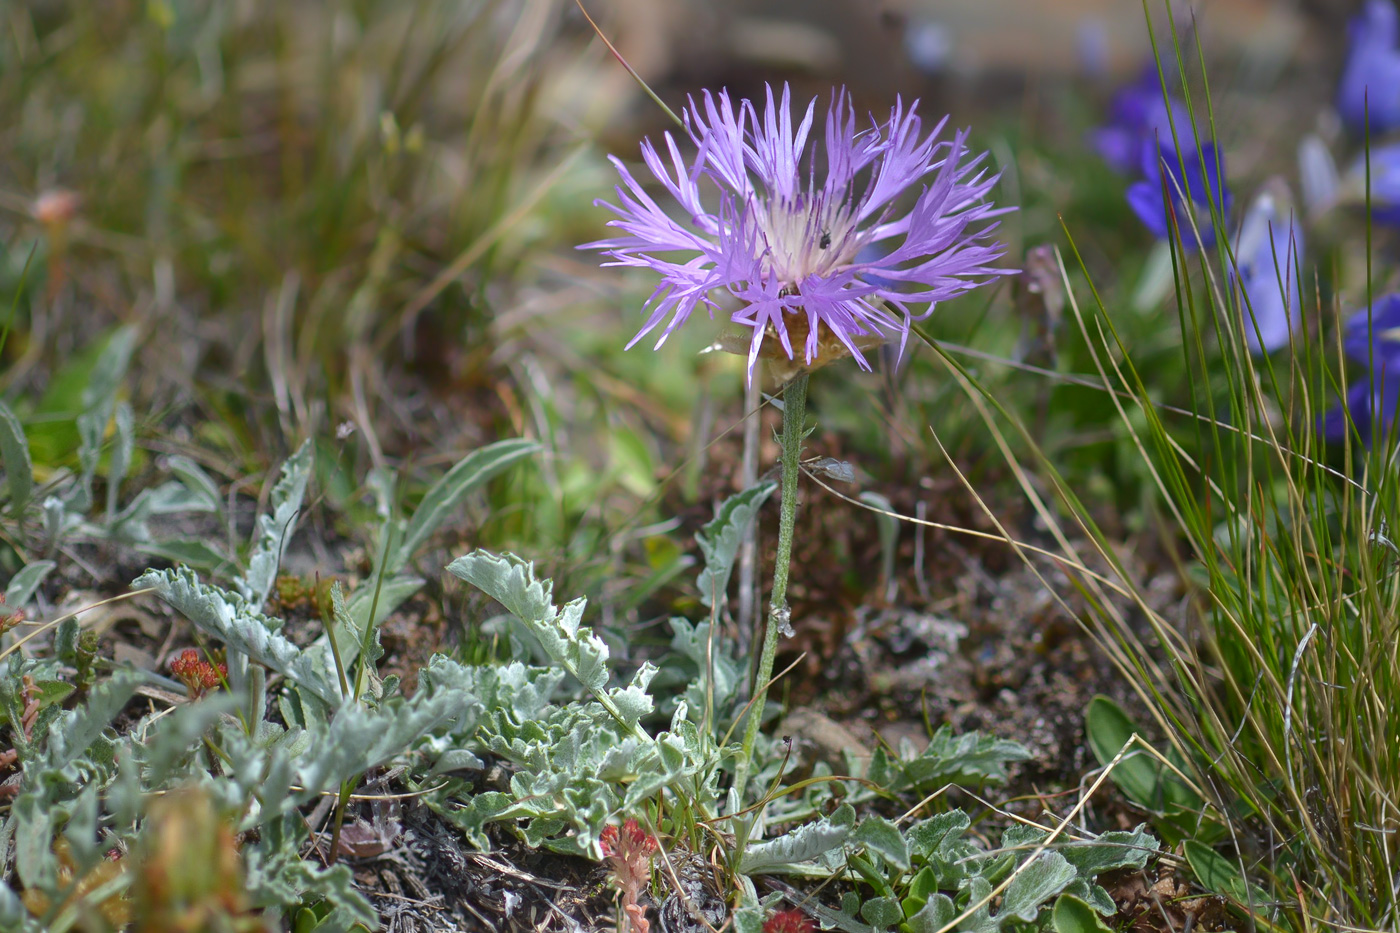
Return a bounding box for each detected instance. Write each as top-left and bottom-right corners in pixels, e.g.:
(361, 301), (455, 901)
(753, 189), (861, 284)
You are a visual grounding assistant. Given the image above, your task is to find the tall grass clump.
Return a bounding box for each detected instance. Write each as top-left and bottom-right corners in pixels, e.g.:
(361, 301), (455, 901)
(920, 9), (1400, 927)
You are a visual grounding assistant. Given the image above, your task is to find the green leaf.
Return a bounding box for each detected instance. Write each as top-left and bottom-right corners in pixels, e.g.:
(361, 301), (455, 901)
(1060, 825), (1157, 876)
(1051, 894), (1116, 933)
(695, 480), (776, 608)
(38, 670), (140, 772)
(893, 726), (1033, 791)
(732, 906), (767, 933)
(139, 695), (240, 787)
(860, 896), (904, 931)
(391, 439), (538, 573)
(166, 455), (222, 513)
(240, 439), (313, 607)
(447, 551), (625, 713)
(999, 851), (1077, 924)
(73, 326), (138, 501)
(136, 567), (340, 706)
(1085, 696), (1201, 842)
(13, 793), (55, 888)
(80, 325), (138, 414)
(851, 816), (910, 872)
(138, 539), (235, 575)
(0, 399), (33, 512)
(906, 893), (957, 933)
(343, 574), (424, 651)
(295, 693), (461, 798)
(668, 618), (743, 715)
(5, 560), (55, 610)
(446, 549), (556, 630)
(106, 402), (134, 517)
(1183, 840), (1271, 911)
(1084, 696), (1156, 806)
(738, 803), (856, 874)
(907, 809), (971, 861)
(858, 491), (898, 598)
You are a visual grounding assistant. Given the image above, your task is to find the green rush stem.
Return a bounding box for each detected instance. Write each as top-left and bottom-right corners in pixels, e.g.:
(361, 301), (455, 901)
(734, 371), (808, 806)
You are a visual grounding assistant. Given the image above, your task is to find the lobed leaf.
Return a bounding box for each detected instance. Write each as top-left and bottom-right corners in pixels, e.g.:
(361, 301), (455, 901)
(136, 567), (340, 706)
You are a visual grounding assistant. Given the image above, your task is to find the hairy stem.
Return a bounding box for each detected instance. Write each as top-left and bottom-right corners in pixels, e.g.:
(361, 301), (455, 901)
(734, 371), (808, 805)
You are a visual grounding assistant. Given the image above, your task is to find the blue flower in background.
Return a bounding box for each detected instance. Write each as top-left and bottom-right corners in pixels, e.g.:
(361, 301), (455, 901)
(1321, 378), (1400, 446)
(1343, 293), (1400, 367)
(1233, 186), (1303, 354)
(1323, 297), (1400, 446)
(1344, 143), (1400, 226)
(1338, 0), (1400, 134)
(1127, 142), (1231, 248)
(1091, 68), (1196, 174)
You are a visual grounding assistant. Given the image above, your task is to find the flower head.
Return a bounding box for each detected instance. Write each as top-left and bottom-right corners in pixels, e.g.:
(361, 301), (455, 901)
(1127, 141), (1231, 249)
(763, 908), (815, 933)
(600, 818), (657, 861)
(1091, 68), (1196, 175)
(170, 649), (227, 699)
(586, 84), (1013, 385)
(1338, 0), (1400, 134)
(1322, 296), (1400, 447)
(1322, 377), (1400, 447)
(1343, 294), (1400, 368)
(600, 818), (657, 933)
(1233, 183), (1303, 355)
(33, 189), (79, 228)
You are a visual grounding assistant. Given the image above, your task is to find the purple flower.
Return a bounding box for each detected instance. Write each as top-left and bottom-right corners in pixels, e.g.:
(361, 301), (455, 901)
(1344, 143), (1400, 226)
(1233, 186), (1303, 355)
(1337, 0), (1400, 134)
(1323, 296), (1400, 446)
(585, 85), (1013, 384)
(1343, 293), (1400, 367)
(1127, 142), (1231, 248)
(1091, 69), (1196, 175)
(1322, 377), (1400, 446)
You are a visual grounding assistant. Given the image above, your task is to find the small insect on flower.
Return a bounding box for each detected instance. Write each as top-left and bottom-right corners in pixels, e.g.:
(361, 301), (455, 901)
(585, 84), (1014, 386)
(763, 908), (815, 933)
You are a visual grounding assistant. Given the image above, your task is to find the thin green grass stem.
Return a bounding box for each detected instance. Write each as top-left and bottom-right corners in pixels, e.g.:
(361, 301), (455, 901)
(734, 371), (808, 807)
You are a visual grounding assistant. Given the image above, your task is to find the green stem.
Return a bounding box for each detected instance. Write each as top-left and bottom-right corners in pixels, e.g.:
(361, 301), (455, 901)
(734, 371), (809, 806)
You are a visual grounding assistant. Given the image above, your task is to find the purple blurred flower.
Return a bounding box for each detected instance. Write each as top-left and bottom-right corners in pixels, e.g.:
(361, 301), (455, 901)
(1337, 0), (1400, 134)
(1233, 186), (1303, 354)
(1343, 293), (1400, 367)
(1127, 142), (1231, 248)
(586, 85), (1013, 384)
(1344, 143), (1400, 226)
(1322, 377), (1400, 446)
(1323, 296), (1400, 446)
(1091, 69), (1196, 175)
